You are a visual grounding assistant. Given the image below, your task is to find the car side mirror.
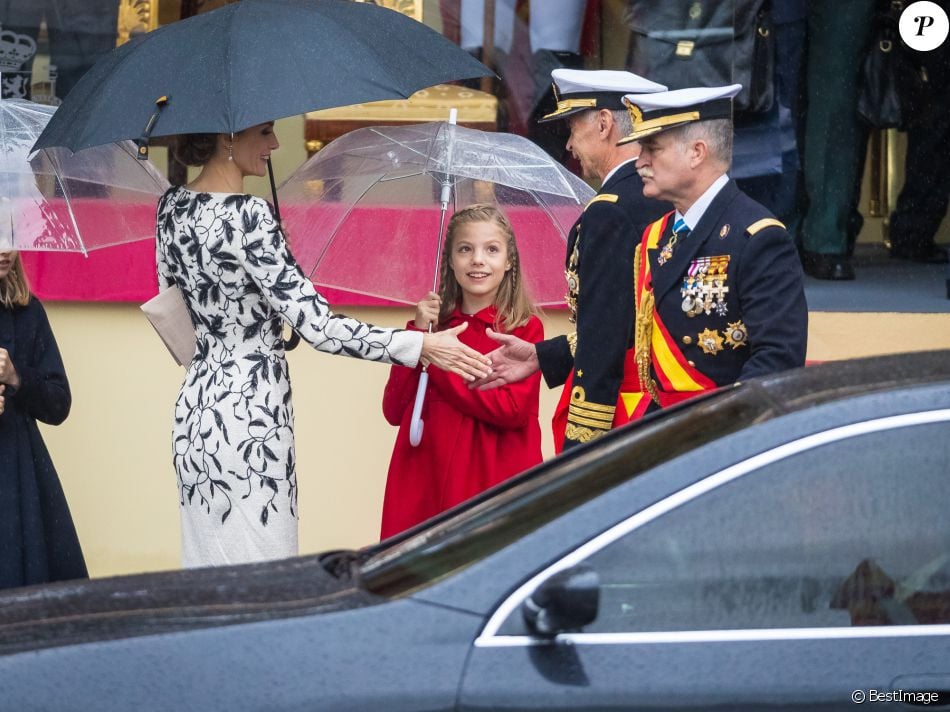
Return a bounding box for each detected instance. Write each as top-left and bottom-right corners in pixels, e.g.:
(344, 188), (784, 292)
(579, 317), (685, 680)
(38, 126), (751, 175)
(522, 564), (600, 637)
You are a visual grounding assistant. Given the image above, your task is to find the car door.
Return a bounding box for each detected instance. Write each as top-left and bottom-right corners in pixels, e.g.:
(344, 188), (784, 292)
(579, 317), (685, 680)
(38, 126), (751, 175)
(459, 410), (950, 711)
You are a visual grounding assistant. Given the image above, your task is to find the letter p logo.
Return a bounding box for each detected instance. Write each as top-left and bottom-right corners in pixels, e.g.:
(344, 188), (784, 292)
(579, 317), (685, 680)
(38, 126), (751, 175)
(914, 15), (935, 35)
(900, 2), (949, 50)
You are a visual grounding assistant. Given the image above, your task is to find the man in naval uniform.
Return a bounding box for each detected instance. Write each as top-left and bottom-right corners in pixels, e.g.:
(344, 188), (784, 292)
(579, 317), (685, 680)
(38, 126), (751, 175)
(473, 68), (672, 451)
(615, 84), (808, 416)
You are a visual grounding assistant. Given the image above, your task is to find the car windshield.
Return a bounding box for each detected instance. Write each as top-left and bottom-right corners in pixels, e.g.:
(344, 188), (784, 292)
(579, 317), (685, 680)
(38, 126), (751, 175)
(360, 384), (783, 597)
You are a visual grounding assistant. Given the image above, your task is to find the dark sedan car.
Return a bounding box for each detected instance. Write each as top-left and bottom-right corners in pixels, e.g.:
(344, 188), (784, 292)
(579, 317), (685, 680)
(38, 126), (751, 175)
(1, 351), (949, 711)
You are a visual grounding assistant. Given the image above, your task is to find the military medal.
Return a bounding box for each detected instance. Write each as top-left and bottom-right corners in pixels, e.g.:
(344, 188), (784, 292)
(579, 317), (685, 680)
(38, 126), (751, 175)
(710, 279), (729, 316)
(707, 256), (730, 316)
(565, 234), (580, 324)
(661, 218), (690, 266)
(725, 321), (749, 349)
(658, 237), (676, 266)
(681, 293), (696, 314)
(566, 271), (579, 296)
(698, 328), (724, 355)
(682, 259), (708, 316)
(681, 267), (701, 316)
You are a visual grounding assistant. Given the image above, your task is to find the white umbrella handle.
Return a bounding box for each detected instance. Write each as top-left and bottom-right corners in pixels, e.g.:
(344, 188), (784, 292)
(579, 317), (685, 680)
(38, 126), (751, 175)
(409, 370), (429, 447)
(414, 112), (456, 447)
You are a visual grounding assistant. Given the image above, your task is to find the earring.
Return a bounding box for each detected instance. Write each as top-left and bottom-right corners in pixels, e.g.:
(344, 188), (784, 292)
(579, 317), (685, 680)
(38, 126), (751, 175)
(228, 132), (234, 161)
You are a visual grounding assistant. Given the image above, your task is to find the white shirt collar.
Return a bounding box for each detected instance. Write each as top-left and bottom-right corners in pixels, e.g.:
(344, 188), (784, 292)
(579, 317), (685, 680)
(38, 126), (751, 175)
(601, 157), (638, 188)
(675, 174), (730, 231)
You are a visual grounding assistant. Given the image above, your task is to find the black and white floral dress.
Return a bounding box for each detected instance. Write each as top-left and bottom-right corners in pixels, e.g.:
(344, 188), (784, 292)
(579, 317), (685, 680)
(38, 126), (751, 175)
(156, 186), (422, 567)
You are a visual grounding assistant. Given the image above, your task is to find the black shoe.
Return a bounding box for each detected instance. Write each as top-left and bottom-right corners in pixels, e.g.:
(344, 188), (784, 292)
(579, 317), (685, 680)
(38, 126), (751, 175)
(801, 251), (856, 280)
(889, 243), (949, 264)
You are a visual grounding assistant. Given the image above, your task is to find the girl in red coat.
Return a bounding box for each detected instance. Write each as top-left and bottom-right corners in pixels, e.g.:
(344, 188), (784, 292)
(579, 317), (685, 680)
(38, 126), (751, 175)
(381, 204), (543, 538)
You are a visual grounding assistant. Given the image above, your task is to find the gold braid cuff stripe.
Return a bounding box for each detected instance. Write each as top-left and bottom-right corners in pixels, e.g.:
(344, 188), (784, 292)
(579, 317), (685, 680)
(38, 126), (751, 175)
(569, 409), (614, 425)
(567, 413), (614, 429)
(569, 396), (614, 414)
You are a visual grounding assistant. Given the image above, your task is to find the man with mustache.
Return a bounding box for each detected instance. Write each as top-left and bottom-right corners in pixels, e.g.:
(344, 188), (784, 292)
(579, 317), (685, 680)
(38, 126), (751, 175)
(473, 69), (671, 451)
(614, 84), (807, 416)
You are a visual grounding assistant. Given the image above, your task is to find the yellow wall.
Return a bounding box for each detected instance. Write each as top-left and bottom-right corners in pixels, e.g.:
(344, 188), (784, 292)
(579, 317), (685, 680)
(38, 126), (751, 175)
(40, 301), (950, 579)
(807, 313), (950, 362)
(41, 303), (569, 578)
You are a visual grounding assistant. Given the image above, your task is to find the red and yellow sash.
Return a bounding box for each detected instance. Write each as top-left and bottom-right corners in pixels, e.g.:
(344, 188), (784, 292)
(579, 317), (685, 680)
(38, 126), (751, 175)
(631, 214), (716, 411)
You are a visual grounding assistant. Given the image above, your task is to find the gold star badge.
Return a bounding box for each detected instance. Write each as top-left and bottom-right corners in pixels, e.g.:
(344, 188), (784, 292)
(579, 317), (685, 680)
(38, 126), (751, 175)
(724, 321), (749, 349)
(698, 328), (724, 355)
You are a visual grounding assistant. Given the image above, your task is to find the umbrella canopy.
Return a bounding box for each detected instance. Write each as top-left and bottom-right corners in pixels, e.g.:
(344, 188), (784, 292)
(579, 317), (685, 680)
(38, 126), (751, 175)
(32, 0), (491, 153)
(277, 122), (594, 307)
(0, 99), (168, 253)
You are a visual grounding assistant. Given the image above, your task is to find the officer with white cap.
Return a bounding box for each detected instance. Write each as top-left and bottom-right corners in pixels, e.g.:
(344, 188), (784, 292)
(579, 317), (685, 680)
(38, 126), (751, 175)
(473, 68), (672, 452)
(614, 84), (807, 419)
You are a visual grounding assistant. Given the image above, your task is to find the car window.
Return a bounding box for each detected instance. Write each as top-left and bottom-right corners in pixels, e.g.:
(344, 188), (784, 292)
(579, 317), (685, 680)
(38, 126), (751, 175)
(576, 421), (950, 633)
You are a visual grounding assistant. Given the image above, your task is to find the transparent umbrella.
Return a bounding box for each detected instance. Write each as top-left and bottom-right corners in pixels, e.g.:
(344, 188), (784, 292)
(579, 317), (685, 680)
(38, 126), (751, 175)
(0, 98), (168, 254)
(278, 120), (594, 444)
(279, 121), (592, 306)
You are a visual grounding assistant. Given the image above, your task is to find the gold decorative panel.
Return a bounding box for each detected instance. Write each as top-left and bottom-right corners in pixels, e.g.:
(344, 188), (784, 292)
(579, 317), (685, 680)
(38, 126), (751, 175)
(117, 0), (159, 46)
(352, 0), (422, 22)
(304, 84), (497, 155)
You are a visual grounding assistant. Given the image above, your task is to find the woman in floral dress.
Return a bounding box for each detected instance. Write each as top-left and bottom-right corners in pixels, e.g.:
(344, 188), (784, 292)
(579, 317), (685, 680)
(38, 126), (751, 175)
(157, 124), (489, 568)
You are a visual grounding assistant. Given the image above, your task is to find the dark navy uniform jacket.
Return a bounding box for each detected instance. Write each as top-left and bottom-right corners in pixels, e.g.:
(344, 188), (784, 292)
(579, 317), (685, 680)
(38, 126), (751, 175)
(644, 179), (807, 390)
(535, 160), (670, 449)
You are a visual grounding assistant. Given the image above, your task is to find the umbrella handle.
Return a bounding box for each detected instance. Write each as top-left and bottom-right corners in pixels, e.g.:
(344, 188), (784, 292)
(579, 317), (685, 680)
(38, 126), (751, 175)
(408, 370), (429, 447)
(135, 96), (169, 160)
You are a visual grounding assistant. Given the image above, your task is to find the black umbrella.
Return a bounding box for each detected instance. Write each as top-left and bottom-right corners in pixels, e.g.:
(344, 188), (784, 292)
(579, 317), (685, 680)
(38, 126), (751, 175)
(32, 0), (491, 153)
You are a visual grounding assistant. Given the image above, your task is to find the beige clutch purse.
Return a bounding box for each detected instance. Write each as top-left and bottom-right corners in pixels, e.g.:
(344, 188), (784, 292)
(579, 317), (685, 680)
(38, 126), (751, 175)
(140, 285), (197, 367)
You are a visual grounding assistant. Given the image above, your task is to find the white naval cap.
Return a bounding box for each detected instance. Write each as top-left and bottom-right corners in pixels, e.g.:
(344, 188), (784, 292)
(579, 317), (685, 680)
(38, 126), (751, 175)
(618, 84), (742, 144)
(539, 69), (667, 123)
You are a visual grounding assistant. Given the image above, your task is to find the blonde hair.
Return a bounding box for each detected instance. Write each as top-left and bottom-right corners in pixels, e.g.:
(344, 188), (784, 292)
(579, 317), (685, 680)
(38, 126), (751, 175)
(438, 204), (537, 331)
(0, 252), (31, 308)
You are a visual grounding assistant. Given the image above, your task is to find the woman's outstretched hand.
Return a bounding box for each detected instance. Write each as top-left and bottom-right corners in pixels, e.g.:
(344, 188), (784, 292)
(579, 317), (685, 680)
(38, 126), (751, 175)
(468, 328), (539, 390)
(421, 322), (492, 382)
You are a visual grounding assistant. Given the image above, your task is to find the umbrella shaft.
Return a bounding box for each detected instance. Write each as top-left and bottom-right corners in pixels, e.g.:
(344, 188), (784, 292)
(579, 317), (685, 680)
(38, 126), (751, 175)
(267, 158), (282, 224)
(433, 201), (450, 295)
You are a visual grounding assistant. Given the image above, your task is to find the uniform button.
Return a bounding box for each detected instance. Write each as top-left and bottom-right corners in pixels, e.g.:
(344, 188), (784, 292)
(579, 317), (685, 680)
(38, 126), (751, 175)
(688, 360), (696, 367)
(682, 335), (693, 345)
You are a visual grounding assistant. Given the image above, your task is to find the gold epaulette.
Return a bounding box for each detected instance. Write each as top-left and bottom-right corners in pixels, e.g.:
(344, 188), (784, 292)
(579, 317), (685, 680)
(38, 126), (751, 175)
(746, 218), (785, 236)
(585, 193), (619, 209)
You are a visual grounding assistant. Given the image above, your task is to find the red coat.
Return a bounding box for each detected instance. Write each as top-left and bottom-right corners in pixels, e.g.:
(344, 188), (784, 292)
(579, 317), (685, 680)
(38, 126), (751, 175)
(380, 306), (543, 539)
